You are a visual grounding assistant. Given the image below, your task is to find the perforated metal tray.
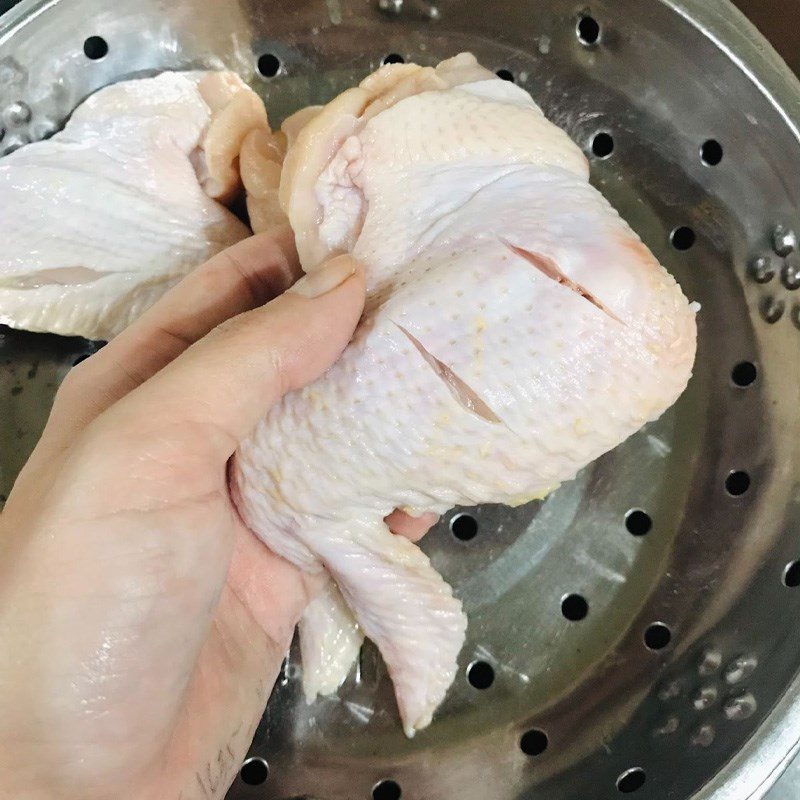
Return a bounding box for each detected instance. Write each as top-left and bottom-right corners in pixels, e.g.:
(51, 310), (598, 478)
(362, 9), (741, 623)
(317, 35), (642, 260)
(1, 1), (800, 799)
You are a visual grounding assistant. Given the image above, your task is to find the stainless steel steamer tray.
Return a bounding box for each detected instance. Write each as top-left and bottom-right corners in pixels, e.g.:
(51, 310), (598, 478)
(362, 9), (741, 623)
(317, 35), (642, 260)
(1, 1), (800, 799)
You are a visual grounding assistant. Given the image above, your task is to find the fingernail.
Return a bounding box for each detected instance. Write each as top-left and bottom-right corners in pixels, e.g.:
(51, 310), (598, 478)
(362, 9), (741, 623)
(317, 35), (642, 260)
(288, 255), (357, 299)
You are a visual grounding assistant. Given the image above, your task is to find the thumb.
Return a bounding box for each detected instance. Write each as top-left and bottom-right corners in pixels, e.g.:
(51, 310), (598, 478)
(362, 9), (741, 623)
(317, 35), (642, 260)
(96, 254), (365, 459)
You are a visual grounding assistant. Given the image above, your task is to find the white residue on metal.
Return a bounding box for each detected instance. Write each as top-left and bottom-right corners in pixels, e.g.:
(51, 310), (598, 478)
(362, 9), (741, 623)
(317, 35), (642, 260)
(228, 33), (256, 78)
(472, 644), (529, 684)
(286, 663), (301, 680)
(474, 644), (495, 662)
(653, 715), (680, 737)
(344, 700), (375, 724)
(647, 434), (672, 458)
(353, 656), (362, 685)
(325, 0), (343, 25)
(499, 662), (531, 684)
(575, 550), (626, 584)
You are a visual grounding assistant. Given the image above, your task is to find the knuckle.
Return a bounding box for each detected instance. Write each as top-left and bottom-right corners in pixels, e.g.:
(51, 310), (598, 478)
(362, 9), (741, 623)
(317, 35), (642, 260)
(54, 360), (87, 400)
(210, 312), (251, 341)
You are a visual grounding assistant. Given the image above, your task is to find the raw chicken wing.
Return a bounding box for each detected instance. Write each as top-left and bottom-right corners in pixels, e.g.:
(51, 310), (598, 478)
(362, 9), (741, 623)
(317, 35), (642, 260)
(0, 71), (266, 340)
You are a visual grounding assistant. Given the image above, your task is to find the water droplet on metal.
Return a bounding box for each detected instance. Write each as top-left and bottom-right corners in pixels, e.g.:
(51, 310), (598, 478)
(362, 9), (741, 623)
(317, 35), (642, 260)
(343, 699), (374, 724)
(46, 77), (73, 105)
(277, 656), (301, 686)
(1, 133), (30, 155)
(657, 679), (682, 701)
(747, 255), (775, 284)
(760, 295), (785, 324)
(424, 2), (440, 20)
(691, 723), (716, 747)
(286, 663), (301, 680)
(781, 254), (800, 291)
(3, 101), (32, 127)
(697, 650), (722, 676)
(772, 224), (797, 256)
(652, 716), (680, 737)
(0, 57), (27, 89)
(724, 655), (758, 685)
(724, 691), (757, 721)
(792, 304), (800, 331)
(692, 685), (718, 711)
(278, 657), (291, 686)
(30, 118), (58, 141)
(377, 0), (403, 13)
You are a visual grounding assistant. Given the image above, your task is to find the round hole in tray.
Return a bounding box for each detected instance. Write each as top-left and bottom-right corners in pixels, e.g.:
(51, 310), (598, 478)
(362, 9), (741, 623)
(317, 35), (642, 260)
(520, 728), (549, 756)
(372, 779), (402, 800)
(577, 15), (601, 45)
(617, 767), (647, 793)
(467, 660), (495, 689)
(725, 470), (751, 496)
(625, 509), (652, 537)
(240, 757), (269, 785)
(83, 36), (108, 60)
(644, 623), (672, 651)
(783, 561), (800, 588)
(257, 53), (281, 77)
(701, 139), (724, 166)
(731, 361), (757, 387)
(671, 226), (696, 251)
(451, 513), (478, 541)
(561, 593), (589, 621)
(592, 131), (614, 158)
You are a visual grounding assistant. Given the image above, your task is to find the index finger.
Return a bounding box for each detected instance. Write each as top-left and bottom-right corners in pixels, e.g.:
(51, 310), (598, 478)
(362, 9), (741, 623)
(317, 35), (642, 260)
(87, 261), (364, 475)
(46, 227), (302, 451)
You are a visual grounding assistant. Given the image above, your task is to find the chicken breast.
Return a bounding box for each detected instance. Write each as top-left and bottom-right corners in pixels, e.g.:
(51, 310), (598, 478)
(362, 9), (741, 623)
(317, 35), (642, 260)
(233, 54), (698, 735)
(0, 71), (260, 340)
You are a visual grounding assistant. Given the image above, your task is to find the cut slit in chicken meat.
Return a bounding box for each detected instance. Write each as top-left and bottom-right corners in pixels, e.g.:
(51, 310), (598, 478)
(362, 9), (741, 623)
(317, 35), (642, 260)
(233, 53), (698, 735)
(0, 70), (287, 341)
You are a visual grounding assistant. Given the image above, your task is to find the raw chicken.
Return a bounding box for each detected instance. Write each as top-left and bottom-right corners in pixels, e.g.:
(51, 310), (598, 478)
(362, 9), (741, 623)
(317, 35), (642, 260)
(240, 105), (321, 235)
(0, 71), (274, 340)
(240, 126), (287, 235)
(233, 54), (698, 735)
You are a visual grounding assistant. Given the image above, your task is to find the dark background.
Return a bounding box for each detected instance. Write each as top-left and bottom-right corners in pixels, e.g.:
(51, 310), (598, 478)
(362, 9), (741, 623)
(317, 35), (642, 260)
(733, 0), (800, 74)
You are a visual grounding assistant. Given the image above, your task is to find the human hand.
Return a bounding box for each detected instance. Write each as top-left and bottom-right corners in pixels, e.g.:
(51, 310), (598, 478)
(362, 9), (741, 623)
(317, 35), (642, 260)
(0, 227), (434, 800)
